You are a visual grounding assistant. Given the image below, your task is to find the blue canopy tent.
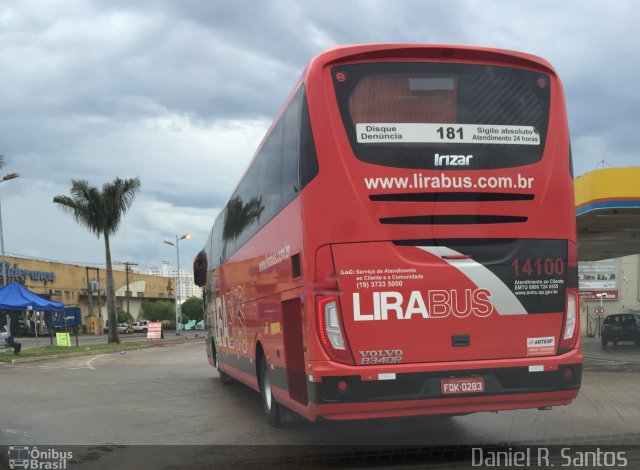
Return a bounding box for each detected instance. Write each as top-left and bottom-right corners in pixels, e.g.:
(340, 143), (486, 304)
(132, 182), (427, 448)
(0, 281), (64, 311)
(0, 282), (66, 341)
(0, 282), (66, 349)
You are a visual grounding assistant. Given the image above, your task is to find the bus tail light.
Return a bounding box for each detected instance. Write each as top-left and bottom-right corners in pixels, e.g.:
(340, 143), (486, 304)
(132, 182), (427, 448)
(315, 245), (354, 365)
(317, 296), (353, 365)
(558, 290), (579, 354)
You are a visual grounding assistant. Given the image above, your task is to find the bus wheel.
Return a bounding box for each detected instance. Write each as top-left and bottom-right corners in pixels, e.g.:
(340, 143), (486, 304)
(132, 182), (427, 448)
(260, 356), (281, 426)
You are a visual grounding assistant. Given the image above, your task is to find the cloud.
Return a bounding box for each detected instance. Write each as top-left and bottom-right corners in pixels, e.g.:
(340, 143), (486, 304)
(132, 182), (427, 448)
(3, 113), (267, 267)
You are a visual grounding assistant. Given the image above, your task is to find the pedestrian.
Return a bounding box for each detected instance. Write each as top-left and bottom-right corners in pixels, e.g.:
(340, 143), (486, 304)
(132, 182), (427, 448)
(1, 325), (21, 355)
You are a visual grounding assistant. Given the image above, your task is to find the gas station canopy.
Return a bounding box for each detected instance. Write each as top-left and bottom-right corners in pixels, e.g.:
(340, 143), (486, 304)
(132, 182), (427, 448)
(576, 167), (640, 261)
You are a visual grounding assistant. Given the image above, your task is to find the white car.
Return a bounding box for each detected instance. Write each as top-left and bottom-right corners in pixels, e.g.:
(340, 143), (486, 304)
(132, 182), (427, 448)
(132, 320), (149, 333)
(1, 325), (10, 347)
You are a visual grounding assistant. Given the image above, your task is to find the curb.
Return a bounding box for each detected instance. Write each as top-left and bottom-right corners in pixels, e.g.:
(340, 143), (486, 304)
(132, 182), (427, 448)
(4, 337), (203, 365)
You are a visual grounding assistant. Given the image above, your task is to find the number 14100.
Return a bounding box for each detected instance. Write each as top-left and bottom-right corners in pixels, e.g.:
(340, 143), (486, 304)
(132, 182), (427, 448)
(511, 258), (565, 277)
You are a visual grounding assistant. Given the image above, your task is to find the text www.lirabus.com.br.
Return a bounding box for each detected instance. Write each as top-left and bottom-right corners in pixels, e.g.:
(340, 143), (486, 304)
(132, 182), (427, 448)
(364, 173), (535, 190)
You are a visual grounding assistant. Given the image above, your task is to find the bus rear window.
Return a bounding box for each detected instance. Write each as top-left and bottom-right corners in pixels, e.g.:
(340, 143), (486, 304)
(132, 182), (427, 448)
(332, 62), (551, 170)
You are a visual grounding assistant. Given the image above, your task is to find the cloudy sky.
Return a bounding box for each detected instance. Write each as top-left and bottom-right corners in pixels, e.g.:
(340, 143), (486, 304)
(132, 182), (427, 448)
(1, 0), (638, 271)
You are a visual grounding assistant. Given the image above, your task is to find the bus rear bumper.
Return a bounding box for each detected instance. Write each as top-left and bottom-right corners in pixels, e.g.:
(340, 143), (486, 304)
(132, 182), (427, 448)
(312, 389), (579, 421)
(303, 350), (582, 421)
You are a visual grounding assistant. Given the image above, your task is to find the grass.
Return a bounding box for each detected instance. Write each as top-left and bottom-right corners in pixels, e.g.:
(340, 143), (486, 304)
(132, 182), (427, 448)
(0, 341), (148, 363)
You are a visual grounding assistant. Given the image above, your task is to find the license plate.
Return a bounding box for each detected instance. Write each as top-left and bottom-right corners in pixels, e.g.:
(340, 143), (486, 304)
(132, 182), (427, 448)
(441, 377), (485, 395)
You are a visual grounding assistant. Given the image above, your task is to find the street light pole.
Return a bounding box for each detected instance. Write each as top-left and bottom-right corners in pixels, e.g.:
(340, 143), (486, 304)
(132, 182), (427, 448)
(164, 233), (191, 335)
(0, 172), (20, 286)
(596, 292), (607, 337)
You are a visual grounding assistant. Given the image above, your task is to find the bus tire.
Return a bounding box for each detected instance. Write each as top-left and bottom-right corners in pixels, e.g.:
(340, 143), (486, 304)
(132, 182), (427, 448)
(260, 356), (281, 427)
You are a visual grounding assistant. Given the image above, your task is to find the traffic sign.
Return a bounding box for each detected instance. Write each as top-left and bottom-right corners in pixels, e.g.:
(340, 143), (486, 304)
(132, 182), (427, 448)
(595, 306), (604, 316)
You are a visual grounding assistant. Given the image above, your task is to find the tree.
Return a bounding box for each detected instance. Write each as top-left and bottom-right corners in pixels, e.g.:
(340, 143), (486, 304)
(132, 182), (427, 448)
(117, 308), (134, 324)
(180, 296), (203, 322)
(141, 300), (174, 322)
(53, 177), (141, 344)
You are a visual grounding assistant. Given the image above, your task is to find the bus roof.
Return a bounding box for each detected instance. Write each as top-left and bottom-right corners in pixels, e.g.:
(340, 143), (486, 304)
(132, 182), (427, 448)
(305, 44), (557, 77)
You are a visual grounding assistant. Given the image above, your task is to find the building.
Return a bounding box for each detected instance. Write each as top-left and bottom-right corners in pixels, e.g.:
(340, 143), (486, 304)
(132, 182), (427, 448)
(147, 261), (202, 304)
(0, 255), (173, 334)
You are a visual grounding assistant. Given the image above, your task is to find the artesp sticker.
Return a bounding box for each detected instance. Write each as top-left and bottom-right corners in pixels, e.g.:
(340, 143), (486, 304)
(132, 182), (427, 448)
(527, 336), (555, 357)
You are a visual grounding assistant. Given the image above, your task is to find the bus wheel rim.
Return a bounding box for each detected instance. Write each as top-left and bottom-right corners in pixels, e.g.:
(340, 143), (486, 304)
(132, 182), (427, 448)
(264, 368), (272, 410)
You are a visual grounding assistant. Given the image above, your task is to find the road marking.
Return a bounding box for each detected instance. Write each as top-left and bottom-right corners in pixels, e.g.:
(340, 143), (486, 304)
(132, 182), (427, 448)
(86, 354), (110, 370)
(7, 353), (117, 370)
(8, 362), (100, 370)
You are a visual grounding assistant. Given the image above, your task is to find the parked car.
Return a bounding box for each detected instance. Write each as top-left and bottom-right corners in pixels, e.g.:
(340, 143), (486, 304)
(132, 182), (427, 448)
(118, 323), (133, 334)
(132, 320), (149, 333)
(601, 313), (640, 348)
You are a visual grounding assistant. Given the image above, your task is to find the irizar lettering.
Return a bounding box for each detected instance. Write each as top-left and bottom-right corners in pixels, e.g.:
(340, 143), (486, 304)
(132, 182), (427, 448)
(434, 153), (473, 166)
(353, 289), (494, 321)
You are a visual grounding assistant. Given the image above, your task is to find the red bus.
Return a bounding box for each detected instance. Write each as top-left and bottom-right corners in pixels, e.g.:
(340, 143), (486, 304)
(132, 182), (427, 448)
(194, 44), (581, 426)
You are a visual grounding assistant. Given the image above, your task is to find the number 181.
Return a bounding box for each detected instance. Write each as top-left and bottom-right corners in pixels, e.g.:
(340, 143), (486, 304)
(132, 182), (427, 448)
(437, 126), (463, 140)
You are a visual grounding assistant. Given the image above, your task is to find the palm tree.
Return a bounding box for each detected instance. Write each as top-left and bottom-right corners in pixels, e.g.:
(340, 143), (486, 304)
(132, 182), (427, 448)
(53, 177), (141, 344)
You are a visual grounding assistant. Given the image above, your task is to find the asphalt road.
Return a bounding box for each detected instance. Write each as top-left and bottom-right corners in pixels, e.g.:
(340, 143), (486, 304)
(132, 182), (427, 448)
(1, 339), (639, 469)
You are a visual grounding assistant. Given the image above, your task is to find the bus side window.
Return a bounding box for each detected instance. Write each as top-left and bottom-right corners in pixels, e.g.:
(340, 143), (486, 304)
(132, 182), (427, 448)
(299, 86), (318, 189)
(282, 88), (302, 202)
(258, 119), (284, 221)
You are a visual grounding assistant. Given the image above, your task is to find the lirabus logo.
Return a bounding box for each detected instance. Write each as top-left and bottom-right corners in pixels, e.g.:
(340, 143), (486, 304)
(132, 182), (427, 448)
(352, 288), (494, 321)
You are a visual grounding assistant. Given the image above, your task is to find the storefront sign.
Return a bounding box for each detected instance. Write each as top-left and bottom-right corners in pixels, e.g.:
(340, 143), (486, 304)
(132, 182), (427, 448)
(578, 259), (618, 300)
(580, 290), (618, 301)
(1, 262), (56, 283)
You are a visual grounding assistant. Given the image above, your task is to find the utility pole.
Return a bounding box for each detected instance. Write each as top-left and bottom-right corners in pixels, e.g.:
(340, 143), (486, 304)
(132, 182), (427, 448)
(122, 262), (139, 317)
(85, 266), (100, 317)
(86, 266), (93, 317)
